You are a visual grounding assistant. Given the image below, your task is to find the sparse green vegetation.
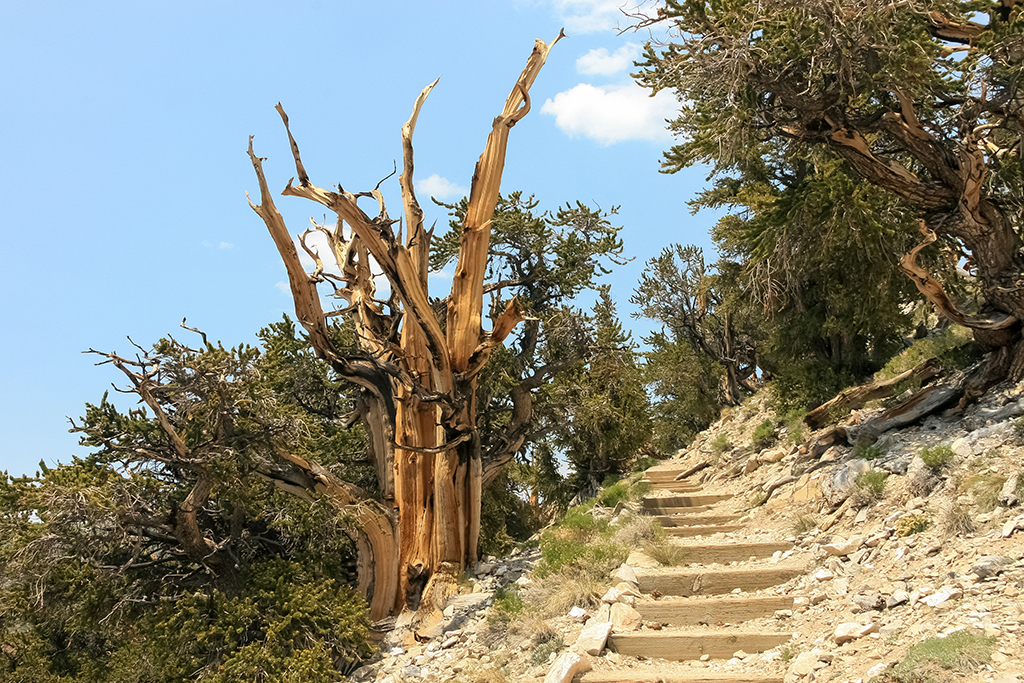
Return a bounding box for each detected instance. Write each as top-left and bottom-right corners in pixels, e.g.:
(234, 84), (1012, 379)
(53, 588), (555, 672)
(711, 433), (732, 454)
(748, 490), (768, 507)
(1014, 418), (1024, 446)
(876, 327), (976, 381)
(632, 456), (658, 473)
(850, 470), (888, 507)
(896, 513), (931, 537)
(530, 636), (565, 666)
(919, 445), (954, 469)
(854, 442), (885, 461)
(791, 514), (818, 535)
(779, 644), (798, 664)
(888, 630), (995, 683)
(489, 585), (526, 625)
(752, 419), (778, 451)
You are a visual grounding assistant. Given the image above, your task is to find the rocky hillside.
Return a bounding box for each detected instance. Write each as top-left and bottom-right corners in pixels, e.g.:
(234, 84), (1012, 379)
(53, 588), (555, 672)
(351, 377), (1024, 683)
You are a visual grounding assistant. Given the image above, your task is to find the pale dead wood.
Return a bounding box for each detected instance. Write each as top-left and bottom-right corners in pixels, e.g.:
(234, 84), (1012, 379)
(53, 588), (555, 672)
(899, 223), (1018, 331)
(447, 31), (565, 372)
(675, 461), (711, 481)
(803, 358), (943, 430)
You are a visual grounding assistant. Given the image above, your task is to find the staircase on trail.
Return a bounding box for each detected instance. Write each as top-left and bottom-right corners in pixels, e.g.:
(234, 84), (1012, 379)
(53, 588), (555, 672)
(580, 465), (803, 683)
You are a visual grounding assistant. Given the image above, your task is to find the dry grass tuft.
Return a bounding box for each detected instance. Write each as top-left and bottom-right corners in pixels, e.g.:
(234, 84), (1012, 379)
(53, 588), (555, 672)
(529, 568), (606, 617)
(791, 514), (818, 535)
(963, 473), (1006, 512)
(641, 540), (692, 566)
(941, 502), (976, 538)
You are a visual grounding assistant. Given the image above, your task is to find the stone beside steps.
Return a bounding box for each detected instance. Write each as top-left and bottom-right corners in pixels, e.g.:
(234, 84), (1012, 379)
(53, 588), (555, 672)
(585, 471), (804, 682)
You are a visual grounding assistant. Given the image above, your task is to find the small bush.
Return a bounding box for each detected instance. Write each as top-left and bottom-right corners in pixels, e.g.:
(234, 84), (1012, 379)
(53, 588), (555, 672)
(536, 532), (625, 577)
(791, 514), (818, 535)
(711, 433), (732, 454)
(632, 456), (657, 473)
(530, 636), (565, 666)
(489, 586), (526, 625)
(855, 470), (889, 500)
(597, 482), (630, 508)
(854, 442), (885, 461)
(919, 445), (954, 469)
(532, 568), (606, 616)
(752, 420), (778, 451)
(454, 664), (512, 683)
(895, 513), (930, 537)
(1014, 418), (1024, 446)
(889, 630), (995, 683)
(748, 490), (768, 508)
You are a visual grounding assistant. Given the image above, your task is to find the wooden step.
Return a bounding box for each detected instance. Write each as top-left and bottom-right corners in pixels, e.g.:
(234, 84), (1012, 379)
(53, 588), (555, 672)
(654, 514), (742, 527)
(646, 505), (716, 515)
(637, 595), (795, 625)
(664, 524), (745, 537)
(637, 565), (804, 596)
(609, 630), (792, 660)
(643, 468), (689, 483)
(582, 672), (783, 683)
(659, 541), (792, 564)
(646, 481), (704, 492)
(643, 494), (733, 510)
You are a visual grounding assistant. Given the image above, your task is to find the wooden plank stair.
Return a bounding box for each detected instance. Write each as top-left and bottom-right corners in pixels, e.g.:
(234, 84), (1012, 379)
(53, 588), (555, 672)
(589, 465), (805, 681)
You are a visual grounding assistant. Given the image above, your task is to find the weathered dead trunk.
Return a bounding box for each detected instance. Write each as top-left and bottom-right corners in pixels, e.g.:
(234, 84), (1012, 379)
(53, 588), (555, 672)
(803, 358), (944, 430)
(248, 34), (563, 619)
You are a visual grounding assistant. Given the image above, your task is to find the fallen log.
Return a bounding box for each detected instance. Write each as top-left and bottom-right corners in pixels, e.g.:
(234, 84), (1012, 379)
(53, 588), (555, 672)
(845, 367), (970, 444)
(804, 358), (943, 430)
(674, 461), (710, 481)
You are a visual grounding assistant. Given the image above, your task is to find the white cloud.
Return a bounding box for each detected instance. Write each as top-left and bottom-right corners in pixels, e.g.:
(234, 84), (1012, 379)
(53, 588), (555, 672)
(576, 43), (640, 75)
(275, 281), (290, 295)
(554, 0), (625, 33)
(416, 174), (469, 200)
(541, 81), (676, 144)
(218, 241), (233, 249)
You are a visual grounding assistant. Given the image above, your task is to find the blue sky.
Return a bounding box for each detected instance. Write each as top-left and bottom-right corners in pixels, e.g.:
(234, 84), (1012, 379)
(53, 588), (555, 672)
(0, 1), (718, 477)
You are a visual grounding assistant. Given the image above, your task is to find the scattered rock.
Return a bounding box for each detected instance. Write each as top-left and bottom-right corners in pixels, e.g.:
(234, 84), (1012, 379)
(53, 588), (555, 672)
(574, 620), (612, 656)
(610, 563), (638, 585)
(823, 535), (865, 556)
(851, 593), (884, 613)
(971, 555), (1010, 579)
(544, 651), (590, 683)
(886, 590), (910, 608)
(921, 586), (962, 607)
(609, 603), (642, 631)
(1002, 515), (1024, 538)
(834, 621), (879, 644)
(823, 459), (873, 506)
(998, 474), (1020, 507)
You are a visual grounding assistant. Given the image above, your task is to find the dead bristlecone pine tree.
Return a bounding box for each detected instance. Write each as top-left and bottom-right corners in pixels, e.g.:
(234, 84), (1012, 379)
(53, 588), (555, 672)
(246, 33), (564, 622)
